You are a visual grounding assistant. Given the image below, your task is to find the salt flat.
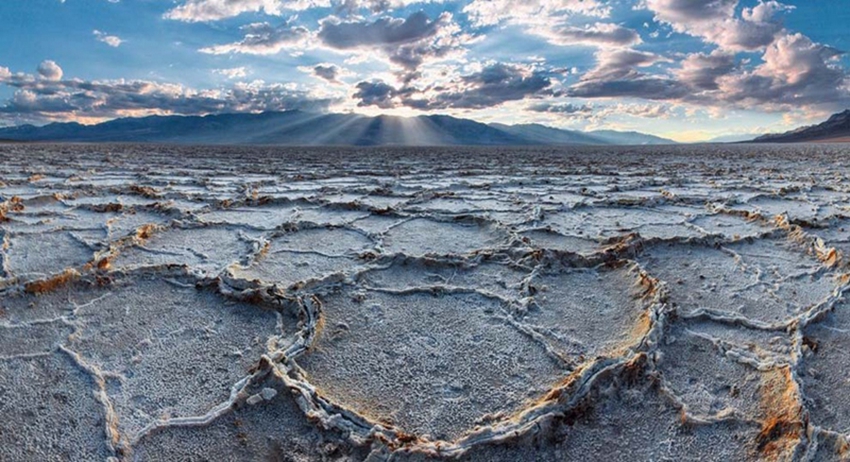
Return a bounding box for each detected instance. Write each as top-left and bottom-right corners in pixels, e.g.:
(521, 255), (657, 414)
(2, 143), (850, 461)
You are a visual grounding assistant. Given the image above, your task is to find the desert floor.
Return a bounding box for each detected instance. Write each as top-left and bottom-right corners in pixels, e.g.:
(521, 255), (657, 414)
(2, 144), (850, 461)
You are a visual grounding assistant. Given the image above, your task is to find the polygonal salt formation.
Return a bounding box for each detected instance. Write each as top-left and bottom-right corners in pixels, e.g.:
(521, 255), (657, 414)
(297, 288), (566, 441)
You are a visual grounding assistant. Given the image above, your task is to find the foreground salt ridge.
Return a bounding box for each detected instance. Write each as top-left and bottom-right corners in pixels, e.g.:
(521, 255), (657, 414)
(2, 145), (850, 460)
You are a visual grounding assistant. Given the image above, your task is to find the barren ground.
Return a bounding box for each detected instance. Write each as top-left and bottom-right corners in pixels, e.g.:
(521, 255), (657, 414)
(2, 144), (850, 461)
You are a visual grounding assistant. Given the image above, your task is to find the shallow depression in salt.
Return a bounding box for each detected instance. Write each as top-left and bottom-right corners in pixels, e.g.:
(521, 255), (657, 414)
(3, 143), (850, 461)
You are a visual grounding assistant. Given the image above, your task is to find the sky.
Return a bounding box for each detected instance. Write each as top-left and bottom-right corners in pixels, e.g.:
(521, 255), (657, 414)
(0, 0), (848, 142)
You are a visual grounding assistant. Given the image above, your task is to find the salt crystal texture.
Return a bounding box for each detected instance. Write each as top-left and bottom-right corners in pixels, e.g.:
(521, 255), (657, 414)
(1, 144), (849, 461)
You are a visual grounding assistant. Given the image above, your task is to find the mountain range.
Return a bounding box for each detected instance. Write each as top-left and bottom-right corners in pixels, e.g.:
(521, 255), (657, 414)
(0, 111), (676, 146)
(753, 109), (850, 143)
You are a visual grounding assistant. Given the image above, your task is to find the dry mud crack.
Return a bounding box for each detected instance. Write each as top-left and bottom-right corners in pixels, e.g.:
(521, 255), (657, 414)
(3, 144), (850, 461)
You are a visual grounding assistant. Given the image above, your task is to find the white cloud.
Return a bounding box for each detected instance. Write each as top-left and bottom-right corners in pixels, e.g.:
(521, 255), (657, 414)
(93, 30), (123, 47)
(200, 22), (311, 55)
(163, 0), (449, 22)
(603, 102), (672, 119)
(529, 101), (672, 120)
(317, 12), (471, 83)
(37, 61), (63, 81)
(563, 29), (850, 116)
(12, 0), (850, 127)
(318, 11), (447, 48)
(643, 0), (793, 51)
(213, 67), (249, 79)
(353, 62), (555, 110)
(0, 65), (335, 124)
(164, 0), (330, 22)
(463, 0), (611, 28)
(535, 22), (642, 47)
(582, 48), (666, 81)
(714, 32), (848, 111)
(673, 50), (736, 91)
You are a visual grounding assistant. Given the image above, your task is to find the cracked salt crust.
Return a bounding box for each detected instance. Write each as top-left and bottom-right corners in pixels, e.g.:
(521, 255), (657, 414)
(2, 144), (850, 461)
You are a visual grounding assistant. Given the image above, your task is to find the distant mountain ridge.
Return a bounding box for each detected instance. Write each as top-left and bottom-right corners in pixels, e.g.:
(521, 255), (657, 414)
(490, 123), (676, 146)
(753, 109), (850, 143)
(0, 111), (676, 146)
(707, 134), (761, 143)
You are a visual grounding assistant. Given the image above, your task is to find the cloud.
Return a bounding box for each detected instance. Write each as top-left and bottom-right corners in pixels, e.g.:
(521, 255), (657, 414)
(197, 11), (464, 85)
(643, 0), (793, 51)
(569, 77), (688, 99)
(319, 11), (466, 82)
(528, 102), (593, 115)
(546, 2), (849, 115)
(164, 0), (443, 21)
(37, 61), (63, 81)
(440, 63), (553, 108)
(529, 101), (672, 122)
(644, 0), (738, 23)
(0, 64), (334, 124)
(334, 0), (444, 14)
(164, 0), (330, 22)
(462, 0), (617, 54)
(562, 29), (849, 115)
(318, 11), (446, 48)
(298, 63), (355, 84)
(353, 80), (401, 109)
(537, 22), (642, 47)
(213, 67), (249, 79)
(581, 48), (666, 81)
(353, 62), (554, 110)
(566, 48), (688, 100)
(12, 0), (850, 128)
(603, 102), (672, 119)
(310, 64), (343, 83)
(463, 0), (611, 28)
(93, 30), (123, 47)
(200, 22), (310, 55)
(673, 50), (736, 91)
(714, 33), (849, 111)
